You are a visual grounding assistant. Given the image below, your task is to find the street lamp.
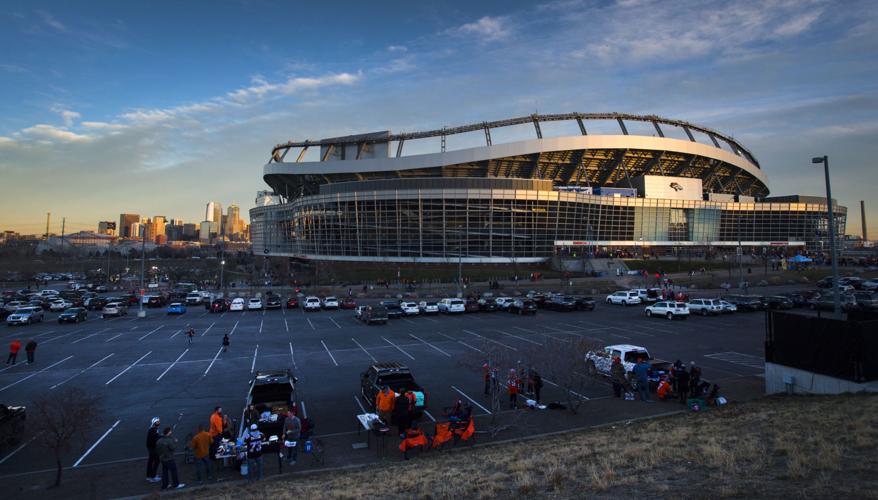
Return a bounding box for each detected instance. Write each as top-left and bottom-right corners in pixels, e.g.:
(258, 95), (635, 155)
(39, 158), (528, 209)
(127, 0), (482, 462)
(812, 155), (841, 317)
(457, 225), (464, 298)
(138, 226), (146, 318)
(220, 259), (225, 297)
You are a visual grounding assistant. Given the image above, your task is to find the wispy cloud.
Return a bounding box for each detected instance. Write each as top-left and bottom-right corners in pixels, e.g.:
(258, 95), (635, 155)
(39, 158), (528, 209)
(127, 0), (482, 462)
(34, 9), (67, 32)
(19, 124), (92, 143)
(455, 16), (509, 42)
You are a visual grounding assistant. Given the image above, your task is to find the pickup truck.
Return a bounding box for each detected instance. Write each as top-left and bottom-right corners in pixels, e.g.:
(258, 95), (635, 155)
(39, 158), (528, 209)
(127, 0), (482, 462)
(0, 403), (26, 448)
(239, 370), (297, 454)
(584, 344), (671, 390)
(360, 362), (427, 420)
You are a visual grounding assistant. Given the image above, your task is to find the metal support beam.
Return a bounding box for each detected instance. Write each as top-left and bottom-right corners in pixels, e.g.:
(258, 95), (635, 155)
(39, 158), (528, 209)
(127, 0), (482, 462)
(321, 144), (334, 161)
(576, 117), (587, 135)
(529, 153), (542, 179)
(483, 123), (492, 146)
(740, 177), (759, 196)
(596, 149), (628, 186)
(296, 144), (309, 163)
(396, 139), (405, 158)
(564, 150), (586, 184)
(356, 143), (365, 160)
(532, 115), (543, 139)
(642, 151), (665, 176)
(701, 160), (722, 190)
(729, 168), (743, 194)
(671, 154), (697, 176)
(617, 118), (629, 135)
(441, 127), (446, 152)
(652, 121), (664, 137)
(708, 134), (721, 148)
(683, 126), (696, 142)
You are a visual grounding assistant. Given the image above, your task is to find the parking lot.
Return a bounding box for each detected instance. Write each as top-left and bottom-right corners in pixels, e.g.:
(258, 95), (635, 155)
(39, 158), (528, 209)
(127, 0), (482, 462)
(0, 295), (768, 481)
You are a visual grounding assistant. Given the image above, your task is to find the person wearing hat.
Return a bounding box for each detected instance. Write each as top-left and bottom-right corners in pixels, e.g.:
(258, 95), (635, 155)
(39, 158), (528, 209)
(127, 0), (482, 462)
(145, 417), (162, 482)
(610, 357), (626, 398)
(244, 423), (264, 481)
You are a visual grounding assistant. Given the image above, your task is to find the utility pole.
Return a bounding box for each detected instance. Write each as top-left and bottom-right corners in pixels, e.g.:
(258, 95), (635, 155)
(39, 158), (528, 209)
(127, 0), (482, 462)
(738, 217), (746, 294)
(60, 217), (66, 257)
(812, 156), (841, 317)
(138, 225), (146, 318)
(45, 212), (51, 240)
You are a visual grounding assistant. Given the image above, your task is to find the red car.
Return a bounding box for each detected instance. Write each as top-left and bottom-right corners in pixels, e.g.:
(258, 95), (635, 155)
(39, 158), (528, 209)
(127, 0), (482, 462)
(340, 298), (357, 309)
(209, 299), (229, 313)
(286, 297), (299, 309)
(464, 299), (480, 313)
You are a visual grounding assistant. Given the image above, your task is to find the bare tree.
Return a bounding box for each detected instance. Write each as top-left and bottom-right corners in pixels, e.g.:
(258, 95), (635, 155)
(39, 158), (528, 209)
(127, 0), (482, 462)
(31, 386), (102, 488)
(524, 337), (601, 415)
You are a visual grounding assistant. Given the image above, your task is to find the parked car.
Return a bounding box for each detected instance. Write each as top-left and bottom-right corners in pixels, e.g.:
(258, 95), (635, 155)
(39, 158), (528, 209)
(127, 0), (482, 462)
(464, 299), (481, 313)
(166, 302), (187, 315)
(585, 344), (671, 390)
(400, 302), (420, 315)
(478, 300), (498, 312)
(247, 298), (263, 310)
(322, 296), (340, 310)
(360, 362), (427, 419)
(185, 292), (203, 305)
(7, 307), (44, 326)
(526, 291), (548, 308)
(303, 296), (322, 311)
(545, 295), (577, 312)
(101, 302), (128, 318)
(687, 298), (723, 316)
(862, 279), (878, 291)
(508, 299), (537, 315)
(606, 291), (641, 306)
(286, 297), (299, 309)
(718, 300), (737, 313)
(0, 403), (27, 448)
(764, 296), (794, 310)
(633, 288), (661, 303)
(239, 370), (296, 458)
(418, 301), (439, 314)
(340, 298), (357, 309)
(209, 299), (228, 313)
(438, 298), (465, 313)
(58, 307), (87, 323)
(85, 297), (109, 311)
(93, 285), (108, 293)
(724, 295), (764, 312)
(809, 292), (858, 311)
(265, 295), (282, 309)
(644, 301), (690, 320)
(48, 299), (73, 312)
(385, 304), (404, 319)
(3, 301), (25, 313)
(493, 297), (515, 310)
(853, 292), (878, 311)
(145, 295), (166, 308)
(229, 298), (245, 312)
(356, 305), (388, 325)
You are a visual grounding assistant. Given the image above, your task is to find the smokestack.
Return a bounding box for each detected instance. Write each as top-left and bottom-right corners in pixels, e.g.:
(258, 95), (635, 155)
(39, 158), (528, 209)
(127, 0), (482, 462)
(862, 200), (868, 241)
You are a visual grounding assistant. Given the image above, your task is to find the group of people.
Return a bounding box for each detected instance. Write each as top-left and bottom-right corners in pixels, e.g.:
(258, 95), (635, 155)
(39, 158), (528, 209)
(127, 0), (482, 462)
(482, 362), (544, 409)
(6, 339), (37, 365)
(374, 385), (422, 436)
(610, 357), (718, 406)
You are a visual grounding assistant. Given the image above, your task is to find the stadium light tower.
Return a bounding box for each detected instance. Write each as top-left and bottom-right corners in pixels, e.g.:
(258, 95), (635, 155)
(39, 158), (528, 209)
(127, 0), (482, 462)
(812, 155), (841, 317)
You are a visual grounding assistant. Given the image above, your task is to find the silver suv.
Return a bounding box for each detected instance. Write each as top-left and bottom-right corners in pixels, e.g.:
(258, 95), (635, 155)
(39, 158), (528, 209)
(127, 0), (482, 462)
(645, 301), (690, 320)
(606, 291), (641, 306)
(687, 298), (723, 316)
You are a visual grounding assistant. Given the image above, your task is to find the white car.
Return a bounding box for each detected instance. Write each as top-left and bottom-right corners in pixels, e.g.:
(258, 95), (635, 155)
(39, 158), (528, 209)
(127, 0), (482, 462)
(418, 301), (439, 314)
(7, 307), (44, 325)
(687, 298), (723, 316)
(644, 301), (689, 320)
(247, 298), (263, 310)
(49, 299), (73, 312)
(606, 291), (641, 306)
(4, 301), (26, 313)
(303, 296), (322, 311)
(322, 296), (339, 309)
(186, 292), (203, 305)
(862, 279), (878, 291)
(438, 298), (465, 313)
(718, 300), (737, 313)
(37, 289), (60, 298)
(633, 288), (661, 303)
(229, 298), (245, 311)
(400, 302), (420, 315)
(493, 297), (515, 309)
(101, 302), (128, 318)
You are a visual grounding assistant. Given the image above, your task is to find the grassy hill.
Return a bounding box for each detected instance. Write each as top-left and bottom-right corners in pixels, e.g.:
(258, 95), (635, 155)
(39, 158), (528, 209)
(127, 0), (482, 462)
(188, 394), (878, 499)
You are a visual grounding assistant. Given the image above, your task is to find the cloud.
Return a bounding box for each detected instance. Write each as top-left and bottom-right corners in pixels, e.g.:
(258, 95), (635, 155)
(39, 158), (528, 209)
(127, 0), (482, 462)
(456, 16), (509, 42)
(225, 72), (360, 103)
(19, 124), (92, 143)
(387, 45), (408, 53)
(0, 64), (29, 74)
(34, 9), (67, 32)
(53, 109), (81, 127)
(774, 9), (823, 38)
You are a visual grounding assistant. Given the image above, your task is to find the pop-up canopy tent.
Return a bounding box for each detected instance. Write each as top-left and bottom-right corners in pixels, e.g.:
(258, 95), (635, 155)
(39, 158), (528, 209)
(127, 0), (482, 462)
(787, 255), (813, 263)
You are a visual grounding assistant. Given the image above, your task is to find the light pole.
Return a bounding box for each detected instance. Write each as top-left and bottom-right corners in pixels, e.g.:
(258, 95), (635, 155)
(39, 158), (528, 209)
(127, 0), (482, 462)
(219, 239), (226, 298)
(138, 226), (146, 318)
(457, 225), (464, 298)
(738, 217), (746, 294)
(812, 155), (841, 317)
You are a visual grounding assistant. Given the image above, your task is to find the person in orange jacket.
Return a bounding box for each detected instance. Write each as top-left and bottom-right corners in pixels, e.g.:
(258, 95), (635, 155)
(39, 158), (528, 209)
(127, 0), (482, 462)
(209, 407), (223, 447)
(7, 340), (21, 365)
(657, 376), (673, 401)
(375, 386), (396, 423)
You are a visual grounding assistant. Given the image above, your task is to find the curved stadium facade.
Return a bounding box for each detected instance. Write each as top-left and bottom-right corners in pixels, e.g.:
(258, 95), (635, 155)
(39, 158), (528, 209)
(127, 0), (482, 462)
(250, 113), (846, 263)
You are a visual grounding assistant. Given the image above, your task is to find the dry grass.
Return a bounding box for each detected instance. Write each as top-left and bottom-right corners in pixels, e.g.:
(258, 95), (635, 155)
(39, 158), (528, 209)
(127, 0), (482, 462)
(187, 394), (878, 499)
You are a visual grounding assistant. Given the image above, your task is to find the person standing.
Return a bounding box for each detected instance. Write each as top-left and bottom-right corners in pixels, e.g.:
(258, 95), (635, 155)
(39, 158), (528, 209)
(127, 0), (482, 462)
(243, 404), (259, 428)
(209, 407), (223, 448)
(245, 424), (264, 482)
(221, 334), (230, 353)
(689, 361), (703, 397)
(375, 386), (396, 424)
(186, 328), (195, 345)
(507, 369), (520, 409)
(6, 340), (21, 365)
(677, 365), (691, 404)
(156, 427), (185, 490)
(610, 357), (626, 398)
(146, 417), (162, 483)
(531, 371), (543, 404)
(482, 362), (491, 396)
(393, 389), (411, 437)
(221, 414), (233, 440)
(24, 339), (37, 364)
(282, 411), (301, 465)
(633, 358), (653, 403)
(189, 424), (213, 484)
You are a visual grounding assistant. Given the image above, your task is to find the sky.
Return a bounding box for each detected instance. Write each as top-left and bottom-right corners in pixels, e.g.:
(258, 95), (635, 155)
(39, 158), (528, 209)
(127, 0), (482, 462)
(0, 0), (876, 237)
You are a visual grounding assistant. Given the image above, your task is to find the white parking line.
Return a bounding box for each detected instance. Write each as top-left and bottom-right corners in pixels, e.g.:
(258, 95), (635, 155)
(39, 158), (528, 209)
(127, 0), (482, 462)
(541, 377), (590, 400)
(458, 340), (484, 353)
(354, 395), (366, 413)
(351, 338), (377, 363)
(168, 329), (183, 340)
(381, 336), (415, 360)
(307, 318), (316, 331)
(284, 319), (289, 332)
(34, 329), (59, 339)
(251, 344), (259, 373)
(329, 317), (342, 329)
(51, 353), (114, 389)
(0, 437), (34, 464)
(40, 332), (75, 344)
(73, 420), (120, 467)
(200, 321), (216, 337)
(130, 326), (138, 331)
(105, 333), (123, 342)
(0, 356), (73, 392)
(105, 351), (151, 385)
(156, 349), (188, 381)
(71, 332), (100, 344)
(495, 329), (542, 346)
(610, 333), (631, 339)
(321, 340), (339, 366)
(229, 320), (239, 336)
(462, 329), (517, 351)
(204, 346), (224, 375)
(402, 318), (417, 325)
(288, 342), (297, 370)
(259, 320), (263, 334)
(423, 410), (436, 422)
(409, 334), (451, 357)
(451, 385), (491, 414)
(262, 309), (266, 317)
(138, 325), (163, 341)
(300, 401), (308, 419)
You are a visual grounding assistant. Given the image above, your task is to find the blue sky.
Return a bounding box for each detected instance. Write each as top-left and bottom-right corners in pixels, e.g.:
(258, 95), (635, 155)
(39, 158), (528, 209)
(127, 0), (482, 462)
(1, 0), (876, 236)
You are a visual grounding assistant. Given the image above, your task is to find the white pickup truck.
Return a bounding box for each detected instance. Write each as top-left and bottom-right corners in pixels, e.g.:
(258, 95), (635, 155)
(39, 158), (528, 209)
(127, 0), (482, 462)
(584, 344), (671, 387)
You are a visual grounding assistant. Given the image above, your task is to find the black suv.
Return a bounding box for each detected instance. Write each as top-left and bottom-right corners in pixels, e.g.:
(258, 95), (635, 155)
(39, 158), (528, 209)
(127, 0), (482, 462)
(360, 362), (427, 415)
(546, 295), (577, 312)
(508, 299), (537, 315)
(572, 296), (596, 311)
(725, 295), (765, 312)
(265, 295), (282, 309)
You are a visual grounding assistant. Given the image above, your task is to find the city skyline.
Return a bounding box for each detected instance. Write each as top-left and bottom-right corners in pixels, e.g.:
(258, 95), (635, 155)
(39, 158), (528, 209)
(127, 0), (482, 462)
(1, 1), (877, 237)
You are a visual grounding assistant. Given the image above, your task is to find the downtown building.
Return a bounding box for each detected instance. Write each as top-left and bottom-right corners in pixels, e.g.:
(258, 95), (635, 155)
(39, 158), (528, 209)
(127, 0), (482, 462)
(250, 113), (846, 263)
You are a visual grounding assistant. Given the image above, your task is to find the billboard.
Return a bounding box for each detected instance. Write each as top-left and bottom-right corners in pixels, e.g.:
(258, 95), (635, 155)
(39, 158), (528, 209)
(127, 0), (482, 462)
(631, 175), (703, 201)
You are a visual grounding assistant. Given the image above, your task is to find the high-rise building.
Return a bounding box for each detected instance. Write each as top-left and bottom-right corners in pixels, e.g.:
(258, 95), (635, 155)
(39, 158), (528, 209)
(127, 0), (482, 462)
(182, 223), (198, 240)
(227, 204), (242, 237)
(129, 222), (142, 239)
(119, 214), (140, 238)
(153, 216), (167, 242)
(144, 218), (157, 242)
(97, 221), (117, 236)
(199, 221), (218, 243)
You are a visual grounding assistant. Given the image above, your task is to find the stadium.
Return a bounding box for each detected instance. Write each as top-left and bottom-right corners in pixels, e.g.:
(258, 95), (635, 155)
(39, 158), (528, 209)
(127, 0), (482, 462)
(250, 113), (846, 264)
